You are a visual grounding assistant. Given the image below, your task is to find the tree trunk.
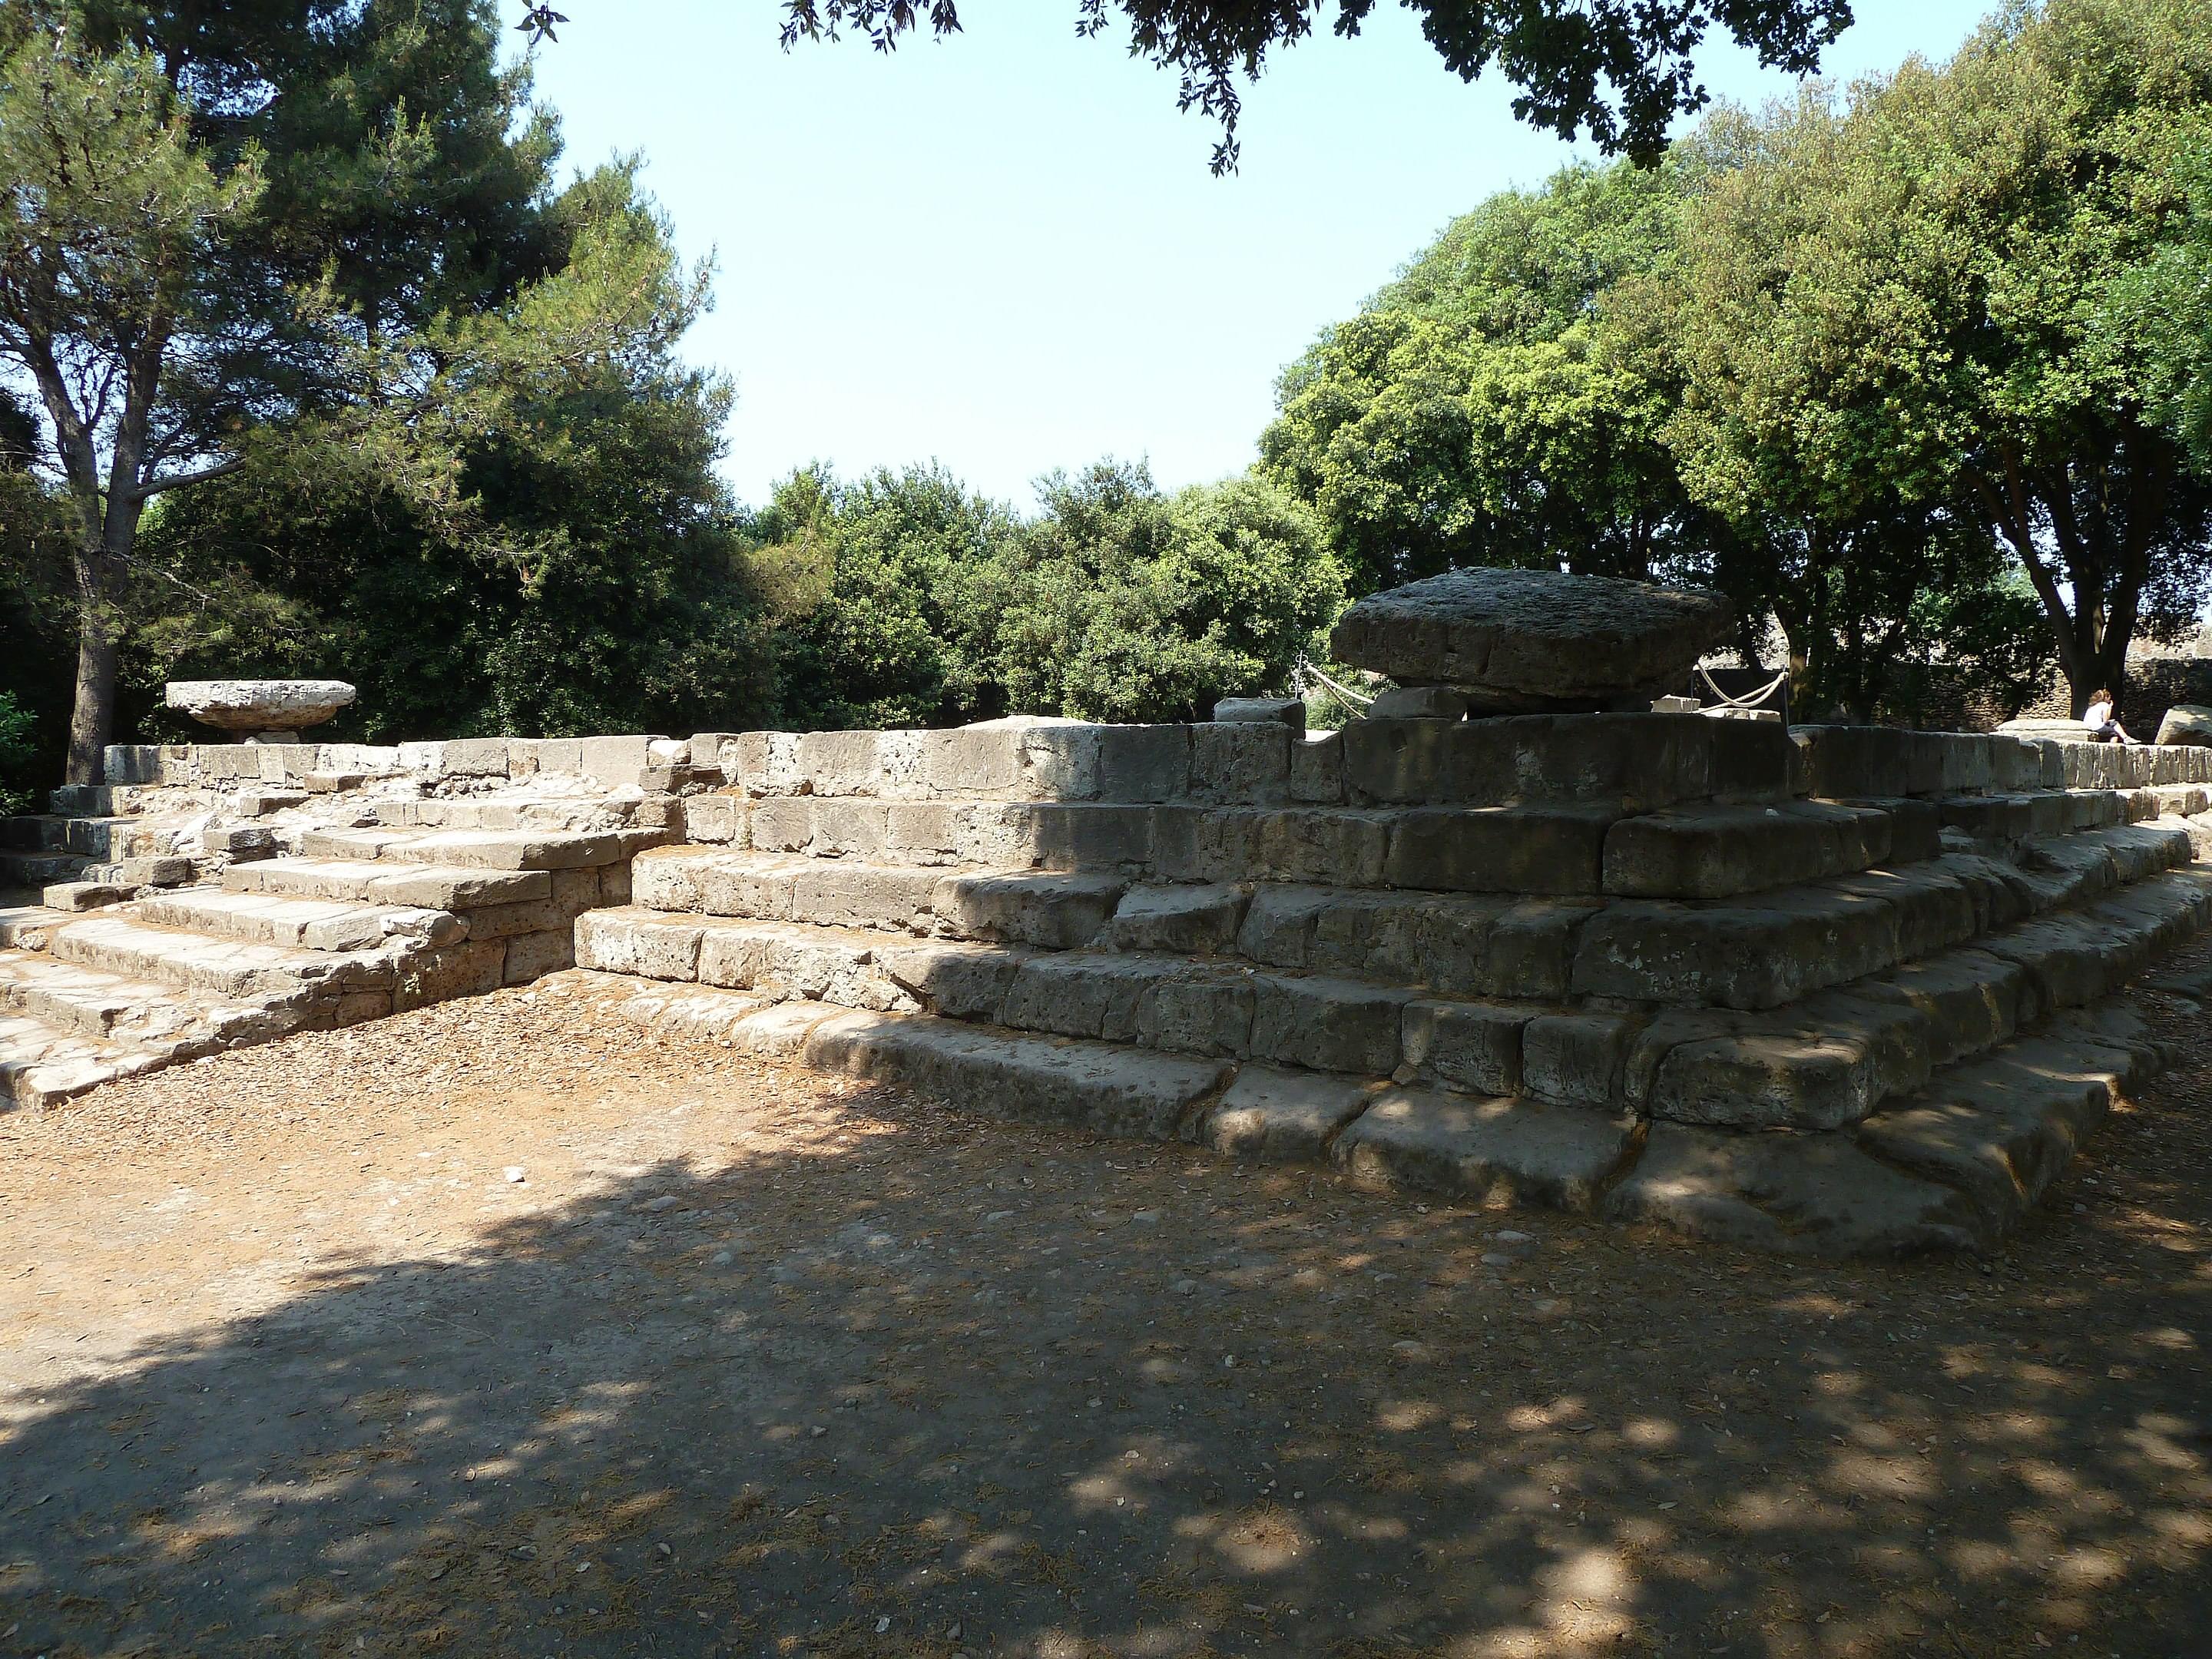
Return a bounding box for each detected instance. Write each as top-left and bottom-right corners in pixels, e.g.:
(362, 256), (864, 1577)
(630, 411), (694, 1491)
(65, 536), (124, 784)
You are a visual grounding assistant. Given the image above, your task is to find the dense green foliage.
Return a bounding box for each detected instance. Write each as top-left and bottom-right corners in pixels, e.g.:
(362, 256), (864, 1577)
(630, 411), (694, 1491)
(748, 461), (1343, 730)
(2113, 118), (2212, 475)
(147, 164), (770, 741)
(1262, 0), (2212, 718)
(1262, 160), (1705, 594)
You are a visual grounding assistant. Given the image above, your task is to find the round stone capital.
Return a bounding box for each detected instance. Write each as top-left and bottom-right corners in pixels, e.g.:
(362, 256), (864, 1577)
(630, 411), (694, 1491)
(1330, 568), (1732, 713)
(165, 678), (357, 733)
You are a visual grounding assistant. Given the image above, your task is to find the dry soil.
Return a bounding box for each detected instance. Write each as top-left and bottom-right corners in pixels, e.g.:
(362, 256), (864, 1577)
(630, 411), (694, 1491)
(2, 952), (2208, 1658)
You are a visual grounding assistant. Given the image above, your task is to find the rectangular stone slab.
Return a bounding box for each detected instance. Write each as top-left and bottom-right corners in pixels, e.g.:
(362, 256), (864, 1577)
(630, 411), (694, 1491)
(1604, 1123), (1984, 1255)
(1332, 1088), (1634, 1211)
(803, 1012), (1231, 1141)
(1193, 1065), (1377, 1162)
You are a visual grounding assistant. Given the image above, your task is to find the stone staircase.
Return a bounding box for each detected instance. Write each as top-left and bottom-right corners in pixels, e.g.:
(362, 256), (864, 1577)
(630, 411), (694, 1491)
(556, 715), (2212, 1255)
(0, 740), (677, 1111)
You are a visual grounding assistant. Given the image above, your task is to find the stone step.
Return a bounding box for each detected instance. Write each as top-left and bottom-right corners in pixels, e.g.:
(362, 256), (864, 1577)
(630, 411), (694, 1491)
(48, 783), (123, 816)
(734, 786), (2182, 903)
(630, 846), (1128, 948)
(297, 826), (664, 870)
(45, 913), (395, 1002)
(225, 856), (557, 910)
(0, 949), (296, 1055)
(1571, 821), (2200, 1010)
(371, 796), (629, 833)
(0, 903), (65, 950)
(1610, 999), (2164, 1255)
(1598, 800), (1895, 898)
(574, 909), (920, 1012)
(539, 966), (2161, 1255)
(0, 1007), (161, 1111)
(128, 888), (448, 952)
(578, 844), (2212, 1129)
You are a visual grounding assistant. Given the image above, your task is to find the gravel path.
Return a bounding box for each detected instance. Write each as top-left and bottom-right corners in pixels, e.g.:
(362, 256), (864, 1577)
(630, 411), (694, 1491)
(2, 957), (2208, 1658)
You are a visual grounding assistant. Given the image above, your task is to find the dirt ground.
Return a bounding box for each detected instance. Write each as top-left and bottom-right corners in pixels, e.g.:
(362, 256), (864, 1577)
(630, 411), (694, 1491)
(1, 955), (2207, 1659)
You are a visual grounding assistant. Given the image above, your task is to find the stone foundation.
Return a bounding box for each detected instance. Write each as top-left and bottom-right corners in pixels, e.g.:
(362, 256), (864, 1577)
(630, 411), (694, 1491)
(8, 714), (2211, 1257)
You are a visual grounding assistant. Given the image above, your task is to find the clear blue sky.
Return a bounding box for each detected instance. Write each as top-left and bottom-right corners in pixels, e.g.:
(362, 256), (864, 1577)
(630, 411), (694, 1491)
(516, 0), (1997, 512)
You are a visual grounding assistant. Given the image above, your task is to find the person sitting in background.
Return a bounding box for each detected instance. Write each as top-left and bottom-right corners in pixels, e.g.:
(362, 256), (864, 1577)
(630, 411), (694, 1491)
(2083, 689), (2137, 744)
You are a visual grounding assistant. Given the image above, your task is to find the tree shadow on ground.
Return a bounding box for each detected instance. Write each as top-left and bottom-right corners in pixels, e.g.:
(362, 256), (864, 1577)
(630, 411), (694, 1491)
(2, 1022), (2209, 1659)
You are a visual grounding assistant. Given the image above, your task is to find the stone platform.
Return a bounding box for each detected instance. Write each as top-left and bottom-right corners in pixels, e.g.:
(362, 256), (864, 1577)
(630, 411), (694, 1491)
(6, 714), (2210, 1258)
(566, 715), (2212, 1256)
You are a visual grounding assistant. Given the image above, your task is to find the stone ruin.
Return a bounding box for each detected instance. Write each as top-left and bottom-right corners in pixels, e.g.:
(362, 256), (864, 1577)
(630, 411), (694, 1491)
(5, 572), (2212, 1257)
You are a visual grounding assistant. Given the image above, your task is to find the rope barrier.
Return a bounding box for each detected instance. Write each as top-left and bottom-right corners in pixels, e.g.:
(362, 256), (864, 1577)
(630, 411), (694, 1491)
(1296, 656), (1375, 715)
(1697, 667), (1789, 712)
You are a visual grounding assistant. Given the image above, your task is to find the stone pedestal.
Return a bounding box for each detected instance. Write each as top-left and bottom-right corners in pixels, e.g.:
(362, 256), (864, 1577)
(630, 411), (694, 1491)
(165, 679), (356, 738)
(1330, 568), (1733, 716)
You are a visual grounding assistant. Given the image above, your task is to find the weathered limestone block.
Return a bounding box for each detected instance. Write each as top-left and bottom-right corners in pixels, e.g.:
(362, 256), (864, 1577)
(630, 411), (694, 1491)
(1194, 1066), (1375, 1161)
(578, 734), (661, 786)
(680, 793), (747, 845)
(696, 921), (908, 1010)
(502, 929), (575, 984)
(1600, 801), (1889, 899)
(1233, 808), (1389, 887)
(1333, 1089), (1635, 1210)
(1093, 725), (1193, 803)
(1383, 806), (1611, 896)
(1518, 1011), (1638, 1107)
(1847, 946), (2034, 1066)
(803, 1012), (1231, 1141)
(1399, 998), (1533, 1095)
(1250, 973), (1411, 1075)
(1288, 731), (1346, 803)
(1854, 1038), (2120, 1233)
(1572, 886), (1901, 1010)
(464, 896), (578, 941)
(1189, 722), (1292, 805)
(575, 909), (702, 980)
(2166, 705), (2212, 747)
(726, 732), (804, 796)
(797, 729), (889, 796)
(876, 939), (1031, 1020)
(1104, 883), (1251, 954)
(1212, 697), (1306, 731)
(1631, 992), (1932, 1130)
(1134, 969), (1257, 1058)
(1939, 734), (1998, 796)
(1343, 712), (1717, 811)
(102, 744), (161, 785)
(790, 862), (942, 932)
(803, 800), (892, 861)
(919, 718), (1101, 802)
(682, 732), (745, 783)
(1795, 726), (1945, 800)
(166, 678), (355, 734)
(1233, 885), (1584, 1001)
(1000, 952), (1184, 1044)
(936, 871), (1127, 949)
(1604, 1124), (1983, 1255)
(441, 737), (512, 778)
(392, 938), (508, 1012)
(360, 866), (550, 909)
(1330, 568), (1731, 713)
(1012, 803), (1156, 872)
